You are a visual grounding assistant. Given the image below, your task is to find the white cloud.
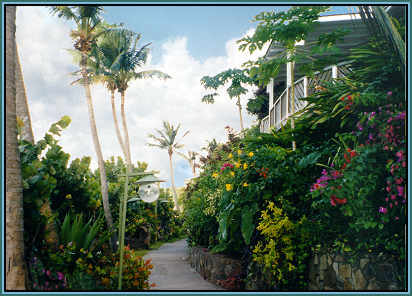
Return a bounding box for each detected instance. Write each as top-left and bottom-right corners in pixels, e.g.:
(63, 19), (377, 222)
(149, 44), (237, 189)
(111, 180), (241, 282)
(15, 6), (266, 188)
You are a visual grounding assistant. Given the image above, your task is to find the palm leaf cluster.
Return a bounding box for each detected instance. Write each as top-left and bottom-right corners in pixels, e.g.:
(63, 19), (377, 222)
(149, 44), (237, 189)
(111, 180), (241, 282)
(148, 121), (189, 155)
(357, 6), (405, 74)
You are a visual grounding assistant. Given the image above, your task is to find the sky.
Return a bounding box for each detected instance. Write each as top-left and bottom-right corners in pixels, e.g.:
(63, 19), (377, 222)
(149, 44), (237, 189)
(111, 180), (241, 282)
(15, 5), (355, 189)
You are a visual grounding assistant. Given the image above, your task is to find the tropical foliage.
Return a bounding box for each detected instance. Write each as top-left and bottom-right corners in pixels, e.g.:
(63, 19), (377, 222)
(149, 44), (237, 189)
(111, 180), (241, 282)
(184, 6), (406, 290)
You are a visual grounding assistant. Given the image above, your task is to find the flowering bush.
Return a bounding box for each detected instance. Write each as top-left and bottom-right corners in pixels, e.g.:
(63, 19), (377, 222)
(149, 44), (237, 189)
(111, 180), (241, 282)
(311, 92), (406, 257)
(28, 256), (67, 291)
(253, 201), (311, 289)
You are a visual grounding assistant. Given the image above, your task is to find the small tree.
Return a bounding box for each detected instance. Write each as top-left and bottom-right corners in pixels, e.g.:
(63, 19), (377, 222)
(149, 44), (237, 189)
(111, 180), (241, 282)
(201, 68), (255, 132)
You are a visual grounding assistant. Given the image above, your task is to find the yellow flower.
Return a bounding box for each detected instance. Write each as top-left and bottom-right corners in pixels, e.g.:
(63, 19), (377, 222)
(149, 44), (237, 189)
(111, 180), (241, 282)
(237, 149), (242, 155)
(248, 151), (254, 157)
(235, 162), (241, 168)
(228, 153), (233, 159)
(65, 194), (72, 199)
(243, 182), (248, 187)
(96, 199), (101, 207)
(230, 171), (235, 177)
(243, 163), (248, 170)
(212, 172), (219, 178)
(225, 184), (233, 191)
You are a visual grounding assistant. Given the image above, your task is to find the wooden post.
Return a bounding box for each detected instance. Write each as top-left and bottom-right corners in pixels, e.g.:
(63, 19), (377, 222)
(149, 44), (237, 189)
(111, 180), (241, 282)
(303, 76), (308, 97)
(332, 65), (338, 79)
(267, 78), (274, 128)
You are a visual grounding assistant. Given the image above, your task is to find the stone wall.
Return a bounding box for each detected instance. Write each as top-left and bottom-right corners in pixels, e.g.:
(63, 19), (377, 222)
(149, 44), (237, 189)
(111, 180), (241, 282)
(189, 245), (404, 291)
(308, 251), (405, 290)
(188, 246), (243, 289)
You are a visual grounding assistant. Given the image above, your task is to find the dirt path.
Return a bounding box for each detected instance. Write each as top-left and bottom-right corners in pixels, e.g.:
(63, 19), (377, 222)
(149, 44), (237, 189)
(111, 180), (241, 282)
(144, 239), (224, 291)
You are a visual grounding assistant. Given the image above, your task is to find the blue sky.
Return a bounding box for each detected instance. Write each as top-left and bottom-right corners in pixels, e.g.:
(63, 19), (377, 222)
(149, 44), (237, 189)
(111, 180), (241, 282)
(103, 6), (289, 63)
(16, 5), (357, 190)
(103, 5), (354, 63)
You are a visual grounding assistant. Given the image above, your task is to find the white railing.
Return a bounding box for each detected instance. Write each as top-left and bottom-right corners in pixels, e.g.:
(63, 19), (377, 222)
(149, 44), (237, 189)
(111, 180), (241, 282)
(260, 61), (352, 133)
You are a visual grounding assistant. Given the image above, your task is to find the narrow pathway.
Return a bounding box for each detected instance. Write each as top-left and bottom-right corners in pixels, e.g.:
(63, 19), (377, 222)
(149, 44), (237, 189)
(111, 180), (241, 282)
(144, 239), (224, 290)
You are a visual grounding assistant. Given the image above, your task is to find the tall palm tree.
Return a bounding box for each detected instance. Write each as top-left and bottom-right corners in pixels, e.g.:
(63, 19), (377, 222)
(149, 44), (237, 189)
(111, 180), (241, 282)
(50, 6), (115, 245)
(94, 28), (131, 162)
(5, 5), (27, 290)
(113, 31), (171, 168)
(147, 121), (189, 212)
(95, 28), (171, 169)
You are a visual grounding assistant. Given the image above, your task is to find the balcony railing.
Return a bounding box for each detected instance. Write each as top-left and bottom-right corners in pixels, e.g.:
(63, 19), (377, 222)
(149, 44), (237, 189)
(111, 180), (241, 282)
(260, 61), (352, 133)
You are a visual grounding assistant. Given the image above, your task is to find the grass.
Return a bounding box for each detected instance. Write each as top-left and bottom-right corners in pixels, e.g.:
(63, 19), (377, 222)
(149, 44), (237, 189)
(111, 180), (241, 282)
(134, 235), (187, 257)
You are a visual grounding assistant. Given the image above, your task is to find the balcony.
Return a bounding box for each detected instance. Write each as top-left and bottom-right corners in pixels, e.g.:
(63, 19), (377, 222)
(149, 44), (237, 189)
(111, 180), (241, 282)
(260, 61), (352, 133)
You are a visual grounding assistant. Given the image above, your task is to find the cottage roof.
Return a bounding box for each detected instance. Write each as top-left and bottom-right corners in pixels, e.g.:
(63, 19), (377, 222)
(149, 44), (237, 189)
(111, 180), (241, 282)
(264, 13), (370, 84)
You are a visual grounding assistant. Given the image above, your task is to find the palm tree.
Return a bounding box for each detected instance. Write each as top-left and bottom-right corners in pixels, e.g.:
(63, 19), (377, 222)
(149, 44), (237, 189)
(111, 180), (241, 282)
(109, 30), (171, 168)
(5, 5), (27, 290)
(94, 28), (171, 169)
(177, 150), (198, 175)
(93, 28), (131, 162)
(147, 121), (189, 212)
(50, 6), (115, 245)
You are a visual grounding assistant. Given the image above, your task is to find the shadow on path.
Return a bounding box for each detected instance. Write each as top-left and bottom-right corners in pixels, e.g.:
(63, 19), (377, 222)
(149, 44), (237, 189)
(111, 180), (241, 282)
(144, 239), (224, 291)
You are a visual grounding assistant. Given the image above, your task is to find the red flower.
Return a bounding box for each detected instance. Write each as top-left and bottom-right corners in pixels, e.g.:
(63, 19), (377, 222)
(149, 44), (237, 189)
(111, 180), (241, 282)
(336, 197), (347, 205)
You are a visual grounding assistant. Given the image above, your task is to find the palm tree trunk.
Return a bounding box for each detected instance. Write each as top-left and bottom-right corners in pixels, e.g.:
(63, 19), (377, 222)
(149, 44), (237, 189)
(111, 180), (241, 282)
(81, 60), (115, 247)
(236, 97), (244, 132)
(120, 91), (132, 166)
(111, 90), (127, 159)
(15, 42), (34, 144)
(5, 5), (27, 290)
(168, 152), (180, 212)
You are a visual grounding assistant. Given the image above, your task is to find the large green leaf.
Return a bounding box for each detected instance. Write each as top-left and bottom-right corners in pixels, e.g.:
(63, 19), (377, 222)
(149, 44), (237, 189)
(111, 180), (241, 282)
(218, 213), (229, 241)
(241, 203), (258, 245)
(298, 151), (321, 168)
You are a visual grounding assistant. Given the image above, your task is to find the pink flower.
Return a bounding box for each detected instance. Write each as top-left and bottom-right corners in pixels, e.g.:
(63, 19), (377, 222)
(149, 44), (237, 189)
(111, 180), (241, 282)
(379, 206), (388, 214)
(395, 216), (399, 220)
(390, 203), (393, 208)
(396, 150), (404, 161)
(386, 186), (391, 192)
(395, 177), (403, 184)
(391, 194), (396, 200)
(397, 186), (404, 197)
(387, 91), (392, 96)
(57, 272), (64, 281)
(395, 201), (398, 206)
(385, 197), (389, 202)
(46, 270), (51, 277)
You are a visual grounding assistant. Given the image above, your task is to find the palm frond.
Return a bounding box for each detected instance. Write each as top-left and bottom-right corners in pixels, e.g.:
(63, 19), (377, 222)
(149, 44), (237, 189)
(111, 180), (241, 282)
(134, 70), (171, 80)
(50, 6), (79, 25)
